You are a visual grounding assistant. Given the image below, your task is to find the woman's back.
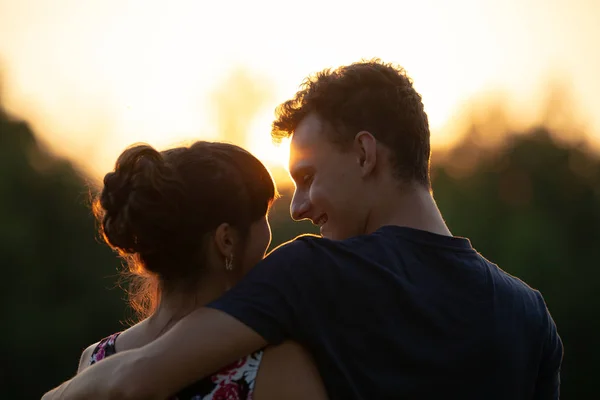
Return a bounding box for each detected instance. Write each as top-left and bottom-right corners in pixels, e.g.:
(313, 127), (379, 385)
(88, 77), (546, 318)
(79, 326), (327, 400)
(81, 332), (262, 399)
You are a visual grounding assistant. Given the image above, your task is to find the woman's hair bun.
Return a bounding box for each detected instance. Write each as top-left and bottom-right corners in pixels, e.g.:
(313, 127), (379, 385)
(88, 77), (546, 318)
(97, 144), (183, 255)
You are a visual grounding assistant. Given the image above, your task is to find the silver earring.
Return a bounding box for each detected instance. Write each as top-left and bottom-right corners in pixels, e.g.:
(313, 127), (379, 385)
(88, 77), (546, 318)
(225, 255), (233, 271)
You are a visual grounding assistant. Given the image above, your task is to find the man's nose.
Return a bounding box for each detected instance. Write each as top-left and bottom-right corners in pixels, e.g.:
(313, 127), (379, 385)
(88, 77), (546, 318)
(290, 191), (311, 221)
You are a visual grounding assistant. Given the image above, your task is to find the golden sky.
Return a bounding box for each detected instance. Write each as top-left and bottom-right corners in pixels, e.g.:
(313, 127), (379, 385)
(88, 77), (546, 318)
(0, 0), (598, 181)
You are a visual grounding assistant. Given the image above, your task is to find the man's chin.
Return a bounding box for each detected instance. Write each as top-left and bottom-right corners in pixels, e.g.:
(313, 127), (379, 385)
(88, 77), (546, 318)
(321, 225), (363, 241)
(320, 226), (344, 241)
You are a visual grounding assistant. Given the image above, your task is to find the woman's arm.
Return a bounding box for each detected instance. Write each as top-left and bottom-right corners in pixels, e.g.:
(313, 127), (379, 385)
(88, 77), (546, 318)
(253, 341), (328, 400)
(42, 308), (267, 400)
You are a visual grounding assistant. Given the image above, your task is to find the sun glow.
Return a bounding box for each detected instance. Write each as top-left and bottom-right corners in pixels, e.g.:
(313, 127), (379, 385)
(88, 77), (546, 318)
(0, 0), (599, 180)
(246, 111), (292, 174)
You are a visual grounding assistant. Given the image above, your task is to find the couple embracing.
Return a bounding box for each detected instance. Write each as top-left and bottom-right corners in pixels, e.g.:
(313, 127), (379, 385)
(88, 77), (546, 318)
(44, 59), (562, 400)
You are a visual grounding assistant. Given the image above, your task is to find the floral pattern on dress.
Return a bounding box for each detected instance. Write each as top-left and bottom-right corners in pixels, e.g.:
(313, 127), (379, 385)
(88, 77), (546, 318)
(89, 332), (263, 400)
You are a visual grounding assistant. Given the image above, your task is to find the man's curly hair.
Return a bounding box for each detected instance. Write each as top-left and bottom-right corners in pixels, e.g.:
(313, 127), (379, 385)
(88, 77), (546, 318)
(272, 59), (431, 186)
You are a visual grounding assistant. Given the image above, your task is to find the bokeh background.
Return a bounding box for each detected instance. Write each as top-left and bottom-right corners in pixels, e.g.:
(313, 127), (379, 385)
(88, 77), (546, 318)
(1, 0), (598, 398)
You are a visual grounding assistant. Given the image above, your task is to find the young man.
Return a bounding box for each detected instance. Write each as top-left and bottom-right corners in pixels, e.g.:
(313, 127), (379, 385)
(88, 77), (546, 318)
(44, 60), (562, 400)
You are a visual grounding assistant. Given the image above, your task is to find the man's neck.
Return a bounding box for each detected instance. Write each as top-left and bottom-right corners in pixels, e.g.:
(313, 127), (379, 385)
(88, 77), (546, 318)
(365, 181), (452, 237)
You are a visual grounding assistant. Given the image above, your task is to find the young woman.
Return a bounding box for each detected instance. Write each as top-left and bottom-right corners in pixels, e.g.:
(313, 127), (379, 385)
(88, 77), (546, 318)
(77, 141), (327, 399)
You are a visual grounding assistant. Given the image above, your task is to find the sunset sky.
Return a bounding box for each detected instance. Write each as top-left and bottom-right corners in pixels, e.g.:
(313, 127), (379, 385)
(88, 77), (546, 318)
(0, 0), (598, 182)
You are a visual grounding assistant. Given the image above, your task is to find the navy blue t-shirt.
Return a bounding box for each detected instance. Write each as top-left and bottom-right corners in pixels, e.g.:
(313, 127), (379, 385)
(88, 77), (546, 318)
(208, 226), (562, 399)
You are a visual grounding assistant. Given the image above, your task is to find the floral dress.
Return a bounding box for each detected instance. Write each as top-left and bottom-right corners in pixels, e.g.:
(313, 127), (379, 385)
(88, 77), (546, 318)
(89, 333), (263, 399)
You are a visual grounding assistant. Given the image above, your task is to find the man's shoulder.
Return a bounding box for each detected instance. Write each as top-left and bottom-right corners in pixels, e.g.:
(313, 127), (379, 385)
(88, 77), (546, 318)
(267, 234), (333, 256)
(490, 262), (539, 294)
(267, 232), (373, 257)
(261, 233), (368, 273)
(77, 342), (99, 373)
(485, 260), (548, 316)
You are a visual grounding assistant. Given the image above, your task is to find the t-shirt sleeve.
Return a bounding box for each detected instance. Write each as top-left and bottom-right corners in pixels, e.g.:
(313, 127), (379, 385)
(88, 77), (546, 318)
(207, 237), (319, 345)
(533, 292), (563, 400)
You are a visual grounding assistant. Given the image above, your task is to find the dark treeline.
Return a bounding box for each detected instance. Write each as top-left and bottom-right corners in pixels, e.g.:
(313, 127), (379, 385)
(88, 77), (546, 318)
(1, 98), (597, 398)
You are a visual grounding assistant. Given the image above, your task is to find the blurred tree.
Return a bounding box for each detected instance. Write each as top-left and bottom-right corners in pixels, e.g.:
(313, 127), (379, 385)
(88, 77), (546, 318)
(0, 105), (126, 398)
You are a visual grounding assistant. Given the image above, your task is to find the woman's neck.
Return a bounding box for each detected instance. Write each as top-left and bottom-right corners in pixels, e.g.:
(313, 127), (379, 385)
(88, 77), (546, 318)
(146, 272), (228, 338)
(114, 269), (230, 352)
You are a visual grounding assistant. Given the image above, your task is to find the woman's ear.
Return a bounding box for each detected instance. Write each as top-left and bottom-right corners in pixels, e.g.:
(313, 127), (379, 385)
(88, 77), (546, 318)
(214, 222), (235, 258)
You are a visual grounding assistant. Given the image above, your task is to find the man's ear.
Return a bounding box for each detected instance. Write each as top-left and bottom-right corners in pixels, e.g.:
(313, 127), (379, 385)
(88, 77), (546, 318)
(354, 131), (377, 177)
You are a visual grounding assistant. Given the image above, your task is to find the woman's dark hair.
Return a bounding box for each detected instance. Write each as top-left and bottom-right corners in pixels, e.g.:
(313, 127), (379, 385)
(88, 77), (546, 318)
(272, 58), (431, 186)
(92, 141), (277, 319)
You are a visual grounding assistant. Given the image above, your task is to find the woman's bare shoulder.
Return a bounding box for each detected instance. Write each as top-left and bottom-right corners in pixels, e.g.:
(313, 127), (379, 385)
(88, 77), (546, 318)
(77, 342), (99, 374)
(254, 341), (328, 400)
